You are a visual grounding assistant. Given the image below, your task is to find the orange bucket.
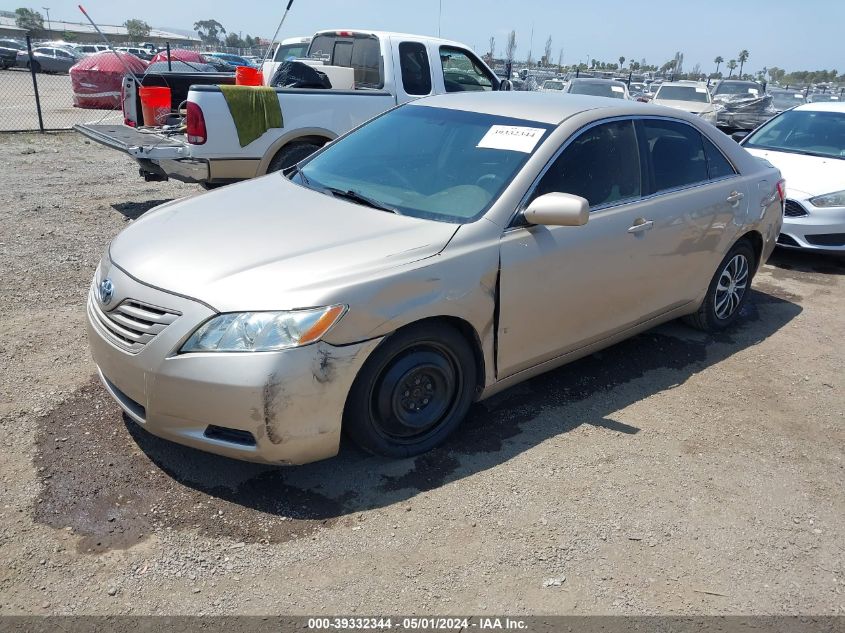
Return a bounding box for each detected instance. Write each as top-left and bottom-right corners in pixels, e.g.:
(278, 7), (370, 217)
(235, 66), (264, 86)
(139, 86), (171, 126)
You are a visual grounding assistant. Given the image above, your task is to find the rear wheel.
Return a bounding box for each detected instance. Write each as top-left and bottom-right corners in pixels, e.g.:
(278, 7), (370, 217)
(267, 141), (323, 174)
(684, 239), (756, 331)
(344, 323), (477, 458)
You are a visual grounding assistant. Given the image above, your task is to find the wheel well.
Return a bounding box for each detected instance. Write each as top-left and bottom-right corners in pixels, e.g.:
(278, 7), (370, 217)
(266, 136), (331, 173)
(738, 230), (763, 269)
(392, 316), (486, 396)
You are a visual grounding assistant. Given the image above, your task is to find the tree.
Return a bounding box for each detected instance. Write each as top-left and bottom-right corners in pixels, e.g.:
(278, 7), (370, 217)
(505, 30), (517, 64)
(618, 56), (625, 69)
(543, 36), (552, 67)
(738, 49), (749, 77)
(714, 56), (723, 75)
(488, 36), (495, 61)
(193, 19), (226, 44)
(124, 19), (151, 43)
(557, 48), (564, 72)
(14, 7), (44, 33)
(727, 59), (737, 77)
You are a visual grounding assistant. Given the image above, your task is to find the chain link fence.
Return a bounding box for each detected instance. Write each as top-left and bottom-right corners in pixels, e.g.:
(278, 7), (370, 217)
(1, 36), (124, 132)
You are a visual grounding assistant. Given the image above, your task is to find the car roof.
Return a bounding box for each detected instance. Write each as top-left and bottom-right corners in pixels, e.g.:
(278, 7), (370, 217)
(658, 81), (707, 87)
(569, 77), (625, 86)
(409, 91), (684, 125)
(794, 102), (845, 113)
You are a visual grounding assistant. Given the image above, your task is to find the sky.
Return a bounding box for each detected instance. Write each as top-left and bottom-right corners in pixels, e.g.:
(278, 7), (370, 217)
(2, 0), (841, 72)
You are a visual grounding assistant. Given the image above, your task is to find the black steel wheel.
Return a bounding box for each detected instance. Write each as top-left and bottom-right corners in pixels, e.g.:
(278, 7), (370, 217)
(344, 322), (477, 458)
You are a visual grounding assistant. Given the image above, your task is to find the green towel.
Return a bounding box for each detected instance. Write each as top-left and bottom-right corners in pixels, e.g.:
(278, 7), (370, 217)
(219, 85), (283, 147)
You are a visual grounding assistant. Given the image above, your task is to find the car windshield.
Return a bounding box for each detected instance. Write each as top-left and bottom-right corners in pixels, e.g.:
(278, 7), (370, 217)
(656, 85), (710, 103)
(745, 109), (845, 159)
(297, 105), (553, 223)
(809, 93), (837, 103)
(543, 81), (564, 90)
(770, 92), (806, 109)
(569, 82), (625, 99)
(716, 82), (762, 96)
(274, 42), (309, 62)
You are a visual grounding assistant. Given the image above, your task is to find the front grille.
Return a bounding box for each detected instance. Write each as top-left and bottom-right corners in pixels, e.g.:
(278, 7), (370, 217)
(784, 199), (809, 217)
(89, 289), (180, 354)
(777, 234), (800, 247)
(806, 233), (845, 247)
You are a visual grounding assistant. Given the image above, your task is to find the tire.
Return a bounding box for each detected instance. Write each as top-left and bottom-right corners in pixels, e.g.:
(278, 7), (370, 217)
(266, 142), (323, 174)
(684, 239), (756, 332)
(343, 322), (478, 458)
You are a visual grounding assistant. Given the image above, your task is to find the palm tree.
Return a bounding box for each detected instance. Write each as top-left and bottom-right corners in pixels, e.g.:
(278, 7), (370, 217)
(618, 56), (625, 69)
(714, 56), (723, 75)
(727, 59), (737, 77)
(738, 50), (749, 77)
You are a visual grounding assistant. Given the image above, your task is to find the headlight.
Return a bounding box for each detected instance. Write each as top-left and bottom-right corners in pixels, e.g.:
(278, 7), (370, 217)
(181, 305), (346, 353)
(809, 190), (845, 208)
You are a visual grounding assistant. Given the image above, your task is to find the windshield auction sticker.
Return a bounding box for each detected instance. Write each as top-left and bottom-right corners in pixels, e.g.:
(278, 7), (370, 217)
(477, 125), (546, 153)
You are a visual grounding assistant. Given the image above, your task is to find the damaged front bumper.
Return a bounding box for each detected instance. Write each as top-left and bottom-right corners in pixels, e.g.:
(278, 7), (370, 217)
(86, 264), (381, 465)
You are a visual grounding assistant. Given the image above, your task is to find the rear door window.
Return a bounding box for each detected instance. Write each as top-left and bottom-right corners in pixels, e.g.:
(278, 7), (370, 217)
(398, 41), (432, 96)
(439, 46), (494, 93)
(702, 136), (736, 180)
(640, 119), (709, 193)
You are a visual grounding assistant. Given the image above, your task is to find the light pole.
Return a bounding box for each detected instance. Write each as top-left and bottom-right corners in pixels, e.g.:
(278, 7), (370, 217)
(42, 6), (51, 33)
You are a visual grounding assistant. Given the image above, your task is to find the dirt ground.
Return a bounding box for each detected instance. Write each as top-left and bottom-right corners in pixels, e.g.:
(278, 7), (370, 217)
(0, 132), (843, 616)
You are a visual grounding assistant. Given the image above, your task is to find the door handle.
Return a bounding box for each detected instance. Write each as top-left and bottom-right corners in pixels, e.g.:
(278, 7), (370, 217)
(726, 191), (745, 204)
(627, 219), (654, 234)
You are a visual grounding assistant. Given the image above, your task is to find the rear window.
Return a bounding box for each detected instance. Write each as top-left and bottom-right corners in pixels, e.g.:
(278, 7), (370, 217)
(656, 85), (710, 103)
(274, 42), (309, 62)
(308, 33), (383, 88)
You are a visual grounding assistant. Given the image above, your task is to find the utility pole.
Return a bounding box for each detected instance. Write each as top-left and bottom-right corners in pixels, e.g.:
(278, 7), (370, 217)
(42, 6), (51, 33)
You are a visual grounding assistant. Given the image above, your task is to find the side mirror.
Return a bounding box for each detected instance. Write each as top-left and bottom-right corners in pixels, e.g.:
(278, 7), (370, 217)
(499, 79), (513, 92)
(731, 130), (750, 143)
(522, 193), (590, 227)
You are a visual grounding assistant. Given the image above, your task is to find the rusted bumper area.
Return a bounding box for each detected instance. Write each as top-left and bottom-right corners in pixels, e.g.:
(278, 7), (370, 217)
(86, 265), (381, 465)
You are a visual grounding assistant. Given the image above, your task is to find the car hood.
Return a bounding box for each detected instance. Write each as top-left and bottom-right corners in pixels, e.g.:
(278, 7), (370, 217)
(108, 174), (460, 312)
(744, 148), (844, 198)
(653, 99), (714, 113)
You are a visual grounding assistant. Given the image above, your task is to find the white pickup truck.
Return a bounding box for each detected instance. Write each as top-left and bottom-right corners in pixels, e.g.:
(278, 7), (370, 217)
(75, 30), (508, 188)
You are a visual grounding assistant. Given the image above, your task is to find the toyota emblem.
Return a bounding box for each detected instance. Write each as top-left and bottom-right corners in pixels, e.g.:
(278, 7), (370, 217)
(99, 278), (115, 306)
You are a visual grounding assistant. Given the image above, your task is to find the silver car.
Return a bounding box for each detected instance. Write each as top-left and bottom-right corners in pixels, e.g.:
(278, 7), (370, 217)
(87, 93), (783, 465)
(16, 46), (81, 73)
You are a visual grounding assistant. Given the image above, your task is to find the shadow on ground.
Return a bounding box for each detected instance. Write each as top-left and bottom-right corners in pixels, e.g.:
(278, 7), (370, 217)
(767, 247), (845, 276)
(111, 199), (174, 221)
(33, 287), (802, 551)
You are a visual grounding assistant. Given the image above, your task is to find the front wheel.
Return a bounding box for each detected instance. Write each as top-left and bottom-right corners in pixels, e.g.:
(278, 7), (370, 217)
(267, 142), (323, 174)
(344, 323), (477, 458)
(684, 239), (756, 331)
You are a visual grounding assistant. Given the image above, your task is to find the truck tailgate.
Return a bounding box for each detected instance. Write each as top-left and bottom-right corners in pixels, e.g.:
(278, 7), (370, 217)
(73, 123), (185, 159)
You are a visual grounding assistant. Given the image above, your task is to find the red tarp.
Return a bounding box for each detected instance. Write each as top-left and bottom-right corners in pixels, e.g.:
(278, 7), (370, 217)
(150, 49), (207, 64)
(70, 52), (148, 109)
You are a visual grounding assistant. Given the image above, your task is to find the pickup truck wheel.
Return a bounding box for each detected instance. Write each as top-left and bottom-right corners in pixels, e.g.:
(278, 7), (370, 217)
(267, 142), (323, 174)
(344, 323), (477, 458)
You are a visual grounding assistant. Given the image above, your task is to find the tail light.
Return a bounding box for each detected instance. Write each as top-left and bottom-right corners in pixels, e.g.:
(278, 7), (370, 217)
(186, 101), (206, 144)
(776, 179), (786, 202)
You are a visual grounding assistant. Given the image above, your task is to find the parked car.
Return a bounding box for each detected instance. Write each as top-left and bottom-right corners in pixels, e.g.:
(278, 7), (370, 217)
(86, 92), (783, 465)
(261, 36), (312, 80)
(741, 102), (845, 253)
(0, 38), (25, 69)
(115, 46), (153, 61)
(768, 88), (807, 113)
(206, 52), (255, 67)
(74, 44), (110, 56)
(564, 78), (630, 99)
(15, 46), (81, 73)
(711, 79), (776, 132)
(807, 92), (841, 103)
(538, 79), (566, 92)
(651, 81), (719, 124)
(76, 30), (506, 188)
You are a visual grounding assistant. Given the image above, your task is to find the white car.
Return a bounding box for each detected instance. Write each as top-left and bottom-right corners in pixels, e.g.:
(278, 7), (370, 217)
(538, 79), (566, 92)
(651, 82), (719, 125)
(742, 102), (845, 253)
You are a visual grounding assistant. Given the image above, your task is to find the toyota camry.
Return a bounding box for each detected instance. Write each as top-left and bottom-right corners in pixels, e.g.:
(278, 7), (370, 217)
(87, 92), (783, 465)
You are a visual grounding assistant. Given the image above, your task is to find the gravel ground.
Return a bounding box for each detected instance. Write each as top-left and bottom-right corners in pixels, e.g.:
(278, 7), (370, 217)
(0, 132), (843, 616)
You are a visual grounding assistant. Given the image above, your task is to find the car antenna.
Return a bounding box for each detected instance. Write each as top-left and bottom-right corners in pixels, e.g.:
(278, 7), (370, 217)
(260, 0), (296, 69)
(77, 4), (142, 86)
